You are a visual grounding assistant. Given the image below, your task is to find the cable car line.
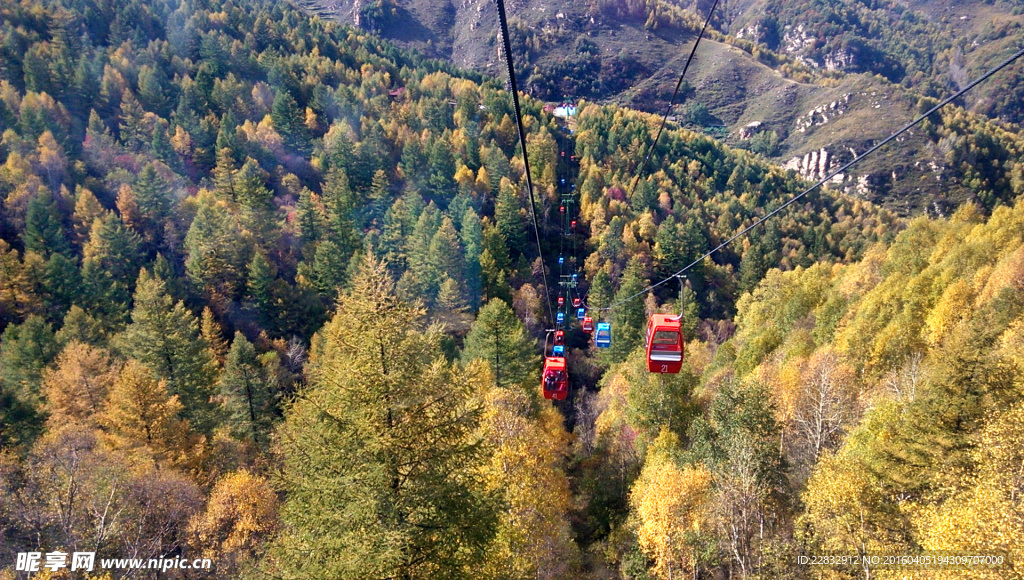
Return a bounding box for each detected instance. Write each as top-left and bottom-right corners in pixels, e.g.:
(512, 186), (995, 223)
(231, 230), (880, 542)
(591, 45), (1024, 314)
(626, 0), (721, 202)
(494, 0), (555, 327)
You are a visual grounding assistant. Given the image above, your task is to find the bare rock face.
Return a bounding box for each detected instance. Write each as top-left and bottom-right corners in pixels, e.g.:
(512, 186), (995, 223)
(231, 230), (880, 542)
(738, 121), (763, 140)
(795, 94), (851, 134)
(784, 148), (834, 181)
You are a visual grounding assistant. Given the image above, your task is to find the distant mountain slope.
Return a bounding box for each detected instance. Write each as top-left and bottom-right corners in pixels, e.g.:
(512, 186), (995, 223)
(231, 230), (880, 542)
(295, 0), (1024, 216)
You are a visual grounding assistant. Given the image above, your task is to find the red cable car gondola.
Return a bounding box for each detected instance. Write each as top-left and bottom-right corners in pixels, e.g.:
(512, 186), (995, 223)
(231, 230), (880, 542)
(554, 330), (565, 346)
(557, 296), (564, 307)
(645, 314), (684, 373)
(542, 357), (568, 400)
(582, 316), (594, 333)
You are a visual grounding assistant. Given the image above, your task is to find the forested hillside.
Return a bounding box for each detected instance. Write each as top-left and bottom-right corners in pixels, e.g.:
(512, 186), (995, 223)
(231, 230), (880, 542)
(301, 0), (1024, 215)
(0, 0), (1023, 578)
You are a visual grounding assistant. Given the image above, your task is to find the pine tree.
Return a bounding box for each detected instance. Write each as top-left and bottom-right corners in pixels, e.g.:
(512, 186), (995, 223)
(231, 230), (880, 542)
(42, 253), (81, 317)
(310, 240), (348, 299)
(133, 163), (172, 249)
(219, 332), (276, 445)
(427, 217), (465, 301)
(427, 136), (457, 202)
(379, 188), (425, 265)
(350, 124), (386, 191)
(0, 315), (60, 406)
(137, 65), (170, 116)
(118, 269), (219, 435)
(268, 253), (496, 579)
(461, 208), (483, 309)
(494, 180), (527, 258)
(81, 212), (142, 326)
(23, 190), (70, 258)
(295, 188), (324, 249)
(271, 90), (311, 155)
(606, 256), (647, 363)
(367, 169), (390, 226)
(213, 147), (238, 200)
(321, 167), (360, 258)
(151, 122), (176, 167)
(55, 305), (106, 347)
(118, 88), (147, 150)
(245, 252), (276, 327)
(235, 159), (276, 244)
(327, 130), (355, 174)
(461, 298), (539, 393)
(184, 191), (249, 305)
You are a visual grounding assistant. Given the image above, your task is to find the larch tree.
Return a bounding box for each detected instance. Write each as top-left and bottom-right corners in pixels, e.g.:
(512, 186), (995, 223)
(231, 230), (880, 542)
(42, 341), (118, 427)
(100, 360), (199, 470)
(268, 253), (496, 579)
(478, 383), (579, 579)
(71, 187), (105, 248)
(189, 470), (278, 576)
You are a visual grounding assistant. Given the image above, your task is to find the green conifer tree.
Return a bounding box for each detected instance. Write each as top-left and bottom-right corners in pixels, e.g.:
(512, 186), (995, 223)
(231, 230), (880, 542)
(461, 298), (539, 393)
(269, 254), (496, 578)
(119, 269), (219, 434)
(219, 332), (276, 445)
(23, 191), (70, 259)
(80, 213), (142, 326)
(271, 90), (311, 155)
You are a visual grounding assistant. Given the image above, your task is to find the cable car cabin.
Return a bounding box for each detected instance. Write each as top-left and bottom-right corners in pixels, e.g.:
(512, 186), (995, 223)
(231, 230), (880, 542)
(554, 330), (565, 346)
(582, 316), (594, 333)
(594, 322), (612, 348)
(557, 297), (564, 307)
(573, 298), (581, 307)
(576, 307), (586, 320)
(645, 314), (684, 373)
(557, 311), (565, 324)
(542, 357), (569, 401)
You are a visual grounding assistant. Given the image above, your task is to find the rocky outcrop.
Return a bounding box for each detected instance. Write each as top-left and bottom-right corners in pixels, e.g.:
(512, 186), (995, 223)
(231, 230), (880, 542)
(784, 148), (839, 182)
(795, 94), (851, 133)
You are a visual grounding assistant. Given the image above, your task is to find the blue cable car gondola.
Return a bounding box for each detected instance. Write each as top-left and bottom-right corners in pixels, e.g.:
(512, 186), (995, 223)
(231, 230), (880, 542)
(557, 311), (565, 324)
(576, 307), (586, 319)
(552, 344), (564, 355)
(595, 322), (611, 348)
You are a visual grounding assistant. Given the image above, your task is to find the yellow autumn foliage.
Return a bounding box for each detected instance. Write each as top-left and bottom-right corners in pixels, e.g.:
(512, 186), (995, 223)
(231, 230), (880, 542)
(630, 430), (712, 580)
(479, 380), (578, 578)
